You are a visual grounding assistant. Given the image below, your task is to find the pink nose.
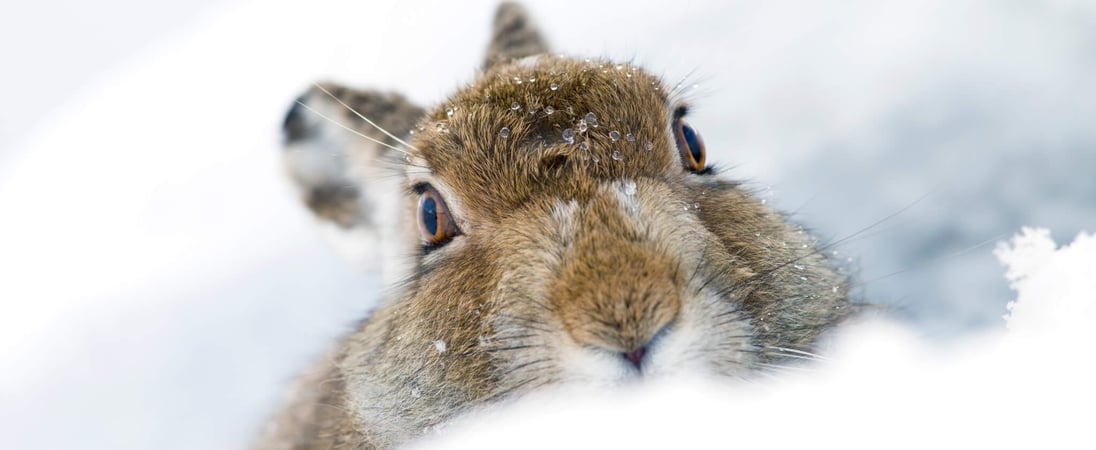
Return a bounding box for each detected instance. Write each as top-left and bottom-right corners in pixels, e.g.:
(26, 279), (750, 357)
(623, 347), (647, 369)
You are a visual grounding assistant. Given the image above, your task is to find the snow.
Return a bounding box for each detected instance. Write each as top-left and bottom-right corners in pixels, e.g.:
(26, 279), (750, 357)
(996, 228), (1096, 334)
(1, 0), (1094, 449)
(414, 229), (1096, 449)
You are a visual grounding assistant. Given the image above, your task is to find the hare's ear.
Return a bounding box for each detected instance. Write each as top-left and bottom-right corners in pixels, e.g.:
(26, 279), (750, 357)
(280, 83), (424, 229)
(482, 2), (550, 69)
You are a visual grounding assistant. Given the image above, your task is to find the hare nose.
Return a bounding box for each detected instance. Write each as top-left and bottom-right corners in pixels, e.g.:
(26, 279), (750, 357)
(622, 346), (648, 370)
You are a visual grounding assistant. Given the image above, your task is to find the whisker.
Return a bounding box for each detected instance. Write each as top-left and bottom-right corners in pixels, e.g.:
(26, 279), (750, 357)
(771, 353), (824, 362)
(483, 344), (540, 354)
(489, 333), (540, 342)
(294, 100), (411, 156)
(494, 314), (555, 333)
(754, 362), (815, 373)
(821, 189), (934, 250)
(500, 358), (551, 377)
(862, 232), (1009, 285)
(313, 82), (422, 152)
(667, 67), (700, 100)
(746, 190), (936, 285)
(836, 218), (918, 247)
(482, 377), (553, 404)
(747, 350), (824, 363)
(763, 345), (830, 361)
(686, 244), (713, 292)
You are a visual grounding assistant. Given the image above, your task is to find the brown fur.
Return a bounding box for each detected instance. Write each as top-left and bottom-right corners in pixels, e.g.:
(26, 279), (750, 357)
(256, 3), (853, 449)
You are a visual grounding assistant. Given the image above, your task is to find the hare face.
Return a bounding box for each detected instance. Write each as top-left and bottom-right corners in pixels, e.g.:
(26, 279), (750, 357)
(397, 56), (766, 386)
(262, 3), (852, 449)
(322, 56), (850, 445)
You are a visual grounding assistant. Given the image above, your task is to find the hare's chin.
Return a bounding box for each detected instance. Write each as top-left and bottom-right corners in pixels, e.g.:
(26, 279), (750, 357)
(554, 343), (636, 385)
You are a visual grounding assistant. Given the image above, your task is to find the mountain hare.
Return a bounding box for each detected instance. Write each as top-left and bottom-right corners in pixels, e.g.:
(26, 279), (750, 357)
(260, 2), (852, 448)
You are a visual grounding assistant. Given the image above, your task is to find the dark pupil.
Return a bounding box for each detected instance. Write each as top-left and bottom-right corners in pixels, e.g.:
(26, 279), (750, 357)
(681, 124), (702, 162)
(422, 197), (438, 235)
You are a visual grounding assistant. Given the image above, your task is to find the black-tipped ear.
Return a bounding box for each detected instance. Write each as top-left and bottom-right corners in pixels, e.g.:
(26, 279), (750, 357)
(483, 2), (550, 69)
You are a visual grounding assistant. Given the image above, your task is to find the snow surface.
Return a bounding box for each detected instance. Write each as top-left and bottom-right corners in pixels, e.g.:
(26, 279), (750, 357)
(996, 228), (1096, 335)
(414, 229), (1096, 449)
(1, 0), (1094, 449)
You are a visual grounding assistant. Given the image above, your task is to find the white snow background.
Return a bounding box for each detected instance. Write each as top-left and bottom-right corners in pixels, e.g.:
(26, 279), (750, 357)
(1, 0), (1094, 449)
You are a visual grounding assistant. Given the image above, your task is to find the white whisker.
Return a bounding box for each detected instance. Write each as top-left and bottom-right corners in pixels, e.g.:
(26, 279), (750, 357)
(313, 82), (422, 152)
(293, 101), (411, 156)
(764, 345), (830, 361)
(769, 353), (823, 363)
(667, 67), (699, 99)
(754, 362), (815, 373)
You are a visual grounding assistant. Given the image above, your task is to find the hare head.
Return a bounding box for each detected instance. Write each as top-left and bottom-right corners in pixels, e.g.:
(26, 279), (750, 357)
(265, 3), (853, 448)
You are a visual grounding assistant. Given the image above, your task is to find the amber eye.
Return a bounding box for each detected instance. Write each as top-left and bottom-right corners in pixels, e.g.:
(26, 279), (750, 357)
(673, 118), (706, 172)
(417, 185), (459, 245)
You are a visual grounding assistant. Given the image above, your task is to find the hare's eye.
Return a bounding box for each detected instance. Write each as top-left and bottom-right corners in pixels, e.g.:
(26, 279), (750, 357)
(673, 118), (706, 173)
(417, 185), (459, 246)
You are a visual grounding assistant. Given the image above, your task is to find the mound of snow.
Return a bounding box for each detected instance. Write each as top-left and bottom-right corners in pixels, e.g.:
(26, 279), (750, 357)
(997, 227), (1096, 334)
(416, 228), (1096, 449)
